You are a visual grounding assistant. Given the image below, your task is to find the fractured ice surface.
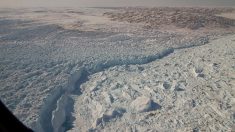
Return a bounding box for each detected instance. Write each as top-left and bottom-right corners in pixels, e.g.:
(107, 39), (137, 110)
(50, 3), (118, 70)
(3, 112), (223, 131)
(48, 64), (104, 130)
(71, 35), (235, 131)
(0, 7), (235, 132)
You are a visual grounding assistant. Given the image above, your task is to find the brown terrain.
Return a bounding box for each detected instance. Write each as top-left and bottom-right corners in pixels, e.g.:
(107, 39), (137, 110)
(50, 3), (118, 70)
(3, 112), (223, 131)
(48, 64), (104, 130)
(104, 7), (235, 30)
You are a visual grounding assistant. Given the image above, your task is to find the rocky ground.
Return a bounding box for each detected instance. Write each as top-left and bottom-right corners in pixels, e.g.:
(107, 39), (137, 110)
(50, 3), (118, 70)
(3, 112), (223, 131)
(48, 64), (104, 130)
(0, 7), (234, 132)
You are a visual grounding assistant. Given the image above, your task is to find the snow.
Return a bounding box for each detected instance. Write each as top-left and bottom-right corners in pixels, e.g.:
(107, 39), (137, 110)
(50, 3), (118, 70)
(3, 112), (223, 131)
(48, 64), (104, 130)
(71, 35), (235, 131)
(0, 7), (234, 132)
(130, 96), (160, 113)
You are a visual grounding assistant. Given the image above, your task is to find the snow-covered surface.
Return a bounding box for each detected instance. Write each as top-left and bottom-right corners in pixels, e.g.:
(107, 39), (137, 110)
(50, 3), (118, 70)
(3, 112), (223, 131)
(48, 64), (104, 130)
(218, 11), (235, 20)
(0, 7), (234, 131)
(70, 35), (235, 131)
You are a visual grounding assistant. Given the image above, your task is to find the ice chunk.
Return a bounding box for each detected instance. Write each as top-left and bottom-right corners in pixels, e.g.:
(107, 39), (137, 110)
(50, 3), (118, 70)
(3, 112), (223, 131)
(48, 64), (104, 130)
(131, 96), (161, 113)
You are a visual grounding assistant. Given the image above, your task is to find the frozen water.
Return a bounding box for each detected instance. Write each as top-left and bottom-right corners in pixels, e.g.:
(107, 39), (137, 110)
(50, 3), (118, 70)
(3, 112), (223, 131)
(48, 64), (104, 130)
(0, 7), (235, 132)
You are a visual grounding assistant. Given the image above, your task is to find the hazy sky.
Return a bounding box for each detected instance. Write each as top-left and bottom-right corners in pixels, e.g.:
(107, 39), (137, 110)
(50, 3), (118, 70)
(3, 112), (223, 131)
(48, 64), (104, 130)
(0, 0), (235, 8)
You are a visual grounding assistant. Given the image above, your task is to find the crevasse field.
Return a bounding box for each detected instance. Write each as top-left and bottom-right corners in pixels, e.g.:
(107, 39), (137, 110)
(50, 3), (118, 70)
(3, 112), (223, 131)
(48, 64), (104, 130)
(0, 7), (235, 131)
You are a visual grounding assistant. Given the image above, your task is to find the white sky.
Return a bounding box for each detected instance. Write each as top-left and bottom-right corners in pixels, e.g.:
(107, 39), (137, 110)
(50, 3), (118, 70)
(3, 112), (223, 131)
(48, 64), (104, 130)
(0, 0), (235, 8)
